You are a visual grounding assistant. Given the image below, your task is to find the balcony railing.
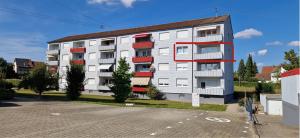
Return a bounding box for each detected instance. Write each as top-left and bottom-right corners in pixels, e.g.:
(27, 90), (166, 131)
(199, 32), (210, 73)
(46, 49), (59, 55)
(98, 72), (113, 77)
(132, 56), (153, 63)
(193, 52), (223, 60)
(47, 61), (58, 66)
(194, 87), (224, 95)
(70, 47), (86, 53)
(98, 85), (111, 91)
(99, 45), (116, 51)
(194, 70), (223, 77)
(134, 72), (153, 77)
(98, 58), (115, 64)
(132, 86), (148, 93)
(132, 41), (154, 49)
(195, 34), (223, 42)
(71, 59), (85, 65)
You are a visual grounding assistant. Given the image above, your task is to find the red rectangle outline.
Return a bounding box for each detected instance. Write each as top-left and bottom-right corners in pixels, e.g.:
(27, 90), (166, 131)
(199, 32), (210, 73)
(173, 41), (235, 63)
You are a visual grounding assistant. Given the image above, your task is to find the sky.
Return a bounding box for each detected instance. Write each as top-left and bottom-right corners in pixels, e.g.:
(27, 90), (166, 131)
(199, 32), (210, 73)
(0, 0), (299, 71)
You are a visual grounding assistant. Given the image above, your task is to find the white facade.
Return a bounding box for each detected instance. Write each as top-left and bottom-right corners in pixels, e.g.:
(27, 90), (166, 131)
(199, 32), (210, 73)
(46, 15), (234, 104)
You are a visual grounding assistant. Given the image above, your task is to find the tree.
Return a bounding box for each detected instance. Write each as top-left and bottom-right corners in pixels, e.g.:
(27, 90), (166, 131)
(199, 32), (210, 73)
(66, 64), (85, 100)
(245, 54), (254, 80)
(6, 63), (18, 79)
(110, 58), (132, 103)
(0, 57), (8, 79)
(147, 84), (166, 100)
(283, 49), (300, 70)
(237, 59), (246, 81)
(28, 64), (51, 98)
(253, 62), (258, 74)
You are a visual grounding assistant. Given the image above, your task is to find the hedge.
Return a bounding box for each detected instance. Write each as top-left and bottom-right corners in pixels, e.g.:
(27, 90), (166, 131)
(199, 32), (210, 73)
(0, 88), (15, 100)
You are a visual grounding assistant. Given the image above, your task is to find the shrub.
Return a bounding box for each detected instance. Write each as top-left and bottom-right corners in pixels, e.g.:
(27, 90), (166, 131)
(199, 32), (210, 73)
(5, 79), (21, 88)
(234, 81), (257, 87)
(147, 85), (166, 100)
(0, 80), (13, 89)
(238, 98), (244, 107)
(0, 88), (15, 100)
(255, 82), (275, 101)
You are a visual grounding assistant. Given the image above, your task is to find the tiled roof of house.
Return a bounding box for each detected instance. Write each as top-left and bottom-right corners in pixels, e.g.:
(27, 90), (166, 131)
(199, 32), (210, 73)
(48, 15), (230, 43)
(255, 66), (278, 80)
(14, 58), (44, 68)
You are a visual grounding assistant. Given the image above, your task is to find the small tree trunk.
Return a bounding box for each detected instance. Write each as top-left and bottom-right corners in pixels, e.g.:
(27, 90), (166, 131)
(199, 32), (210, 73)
(38, 92), (42, 100)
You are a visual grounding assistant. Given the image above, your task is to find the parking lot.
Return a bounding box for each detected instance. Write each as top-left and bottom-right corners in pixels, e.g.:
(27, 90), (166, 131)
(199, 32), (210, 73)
(0, 100), (253, 138)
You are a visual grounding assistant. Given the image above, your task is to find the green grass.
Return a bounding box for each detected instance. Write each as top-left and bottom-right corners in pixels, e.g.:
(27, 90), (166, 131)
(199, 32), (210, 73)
(15, 89), (227, 111)
(5, 79), (21, 87)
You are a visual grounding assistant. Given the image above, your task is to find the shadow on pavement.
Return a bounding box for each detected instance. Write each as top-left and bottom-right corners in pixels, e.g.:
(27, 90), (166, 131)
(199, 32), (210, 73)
(0, 102), (21, 107)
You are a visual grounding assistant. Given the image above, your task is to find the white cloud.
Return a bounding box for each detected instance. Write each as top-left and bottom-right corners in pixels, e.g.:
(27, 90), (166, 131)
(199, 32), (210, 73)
(120, 0), (136, 7)
(265, 41), (283, 46)
(257, 63), (264, 67)
(0, 33), (46, 62)
(87, 0), (144, 7)
(288, 41), (300, 47)
(87, 0), (117, 5)
(234, 28), (263, 39)
(257, 49), (268, 56)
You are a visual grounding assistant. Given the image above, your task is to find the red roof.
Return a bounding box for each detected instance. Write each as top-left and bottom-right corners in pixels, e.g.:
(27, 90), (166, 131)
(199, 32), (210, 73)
(255, 66), (278, 80)
(280, 68), (300, 78)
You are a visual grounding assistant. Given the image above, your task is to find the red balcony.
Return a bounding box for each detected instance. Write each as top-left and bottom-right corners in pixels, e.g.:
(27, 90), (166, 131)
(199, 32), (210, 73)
(132, 86), (148, 93)
(71, 59), (85, 65)
(70, 47), (86, 53)
(134, 72), (153, 77)
(132, 41), (154, 49)
(132, 56), (153, 63)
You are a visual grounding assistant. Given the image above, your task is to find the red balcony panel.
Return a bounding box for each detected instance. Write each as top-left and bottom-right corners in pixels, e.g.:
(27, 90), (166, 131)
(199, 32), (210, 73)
(132, 56), (153, 63)
(132, 86), (148, 93)
(71, 59), (85, 65)
(70, 47), (86, 53)
(134, 72), (153, 77)
(132, 41), (154, 49)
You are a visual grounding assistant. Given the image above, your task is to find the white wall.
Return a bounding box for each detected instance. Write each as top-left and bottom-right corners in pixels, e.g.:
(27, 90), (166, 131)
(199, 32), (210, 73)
(282, 75), (300, 106)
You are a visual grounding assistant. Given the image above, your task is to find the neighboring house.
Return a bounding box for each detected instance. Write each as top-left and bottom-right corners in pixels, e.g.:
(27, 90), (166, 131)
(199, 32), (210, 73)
(47, 15), (234, 104)
(13, 58), (43, 75)
(256, 66), (286, 83)
(280, 68), (300, 127)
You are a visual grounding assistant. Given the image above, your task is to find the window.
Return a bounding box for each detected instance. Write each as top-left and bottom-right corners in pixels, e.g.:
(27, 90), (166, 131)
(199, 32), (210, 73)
(136, 49), (151, 57)
(158, 63), (169, 71)
(201, 82), (205, 89)
(176, 78), (188, 87)
(176, 46), (188, 54)
(176, 30), (188, 38)
(89, 40), (97, 46)
(88, 65), (96, 72)
(120, 37), (129, 44)
(63, 43), (70, 49)
(89, 52), (96, 59)
(199, 63), (220, 71)
(62, 54), (69, 61)
(159, 32), (170, 40)
(101, 52), (114, 59)
(87, 78), (96, 85)
(158, 78), (169, 86)
(159, 48), (169, 56)
(176, 63), (188, 71)
(120, 50), (129, 58)
(198, 46), (220, 54)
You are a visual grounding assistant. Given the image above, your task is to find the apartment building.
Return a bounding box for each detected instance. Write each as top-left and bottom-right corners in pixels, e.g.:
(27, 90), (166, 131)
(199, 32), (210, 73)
(47, 15), (234, 104)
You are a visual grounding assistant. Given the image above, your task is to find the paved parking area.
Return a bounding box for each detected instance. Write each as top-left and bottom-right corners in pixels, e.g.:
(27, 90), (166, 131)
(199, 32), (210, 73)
(0, 100), (254, 138)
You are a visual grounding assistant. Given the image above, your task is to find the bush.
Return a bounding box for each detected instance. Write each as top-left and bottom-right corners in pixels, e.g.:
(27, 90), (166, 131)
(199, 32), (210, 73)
(0, 80), (13, 89)
(234, 81), (257, 87)
(0, 88), (15, 100)
(255, 82), (275, 101)
(5, 79), (21, 88)
(147, 85), (166, 100)
(66, 64), (85, 100)
(238, 98), (244, 107)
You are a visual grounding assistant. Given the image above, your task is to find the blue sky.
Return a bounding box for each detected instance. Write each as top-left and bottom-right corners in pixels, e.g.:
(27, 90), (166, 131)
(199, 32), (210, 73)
(0, 0), (299, 71)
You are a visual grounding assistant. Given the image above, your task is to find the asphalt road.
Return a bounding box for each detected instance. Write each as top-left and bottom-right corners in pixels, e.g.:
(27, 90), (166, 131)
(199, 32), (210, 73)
(0, 99), (253, 138)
